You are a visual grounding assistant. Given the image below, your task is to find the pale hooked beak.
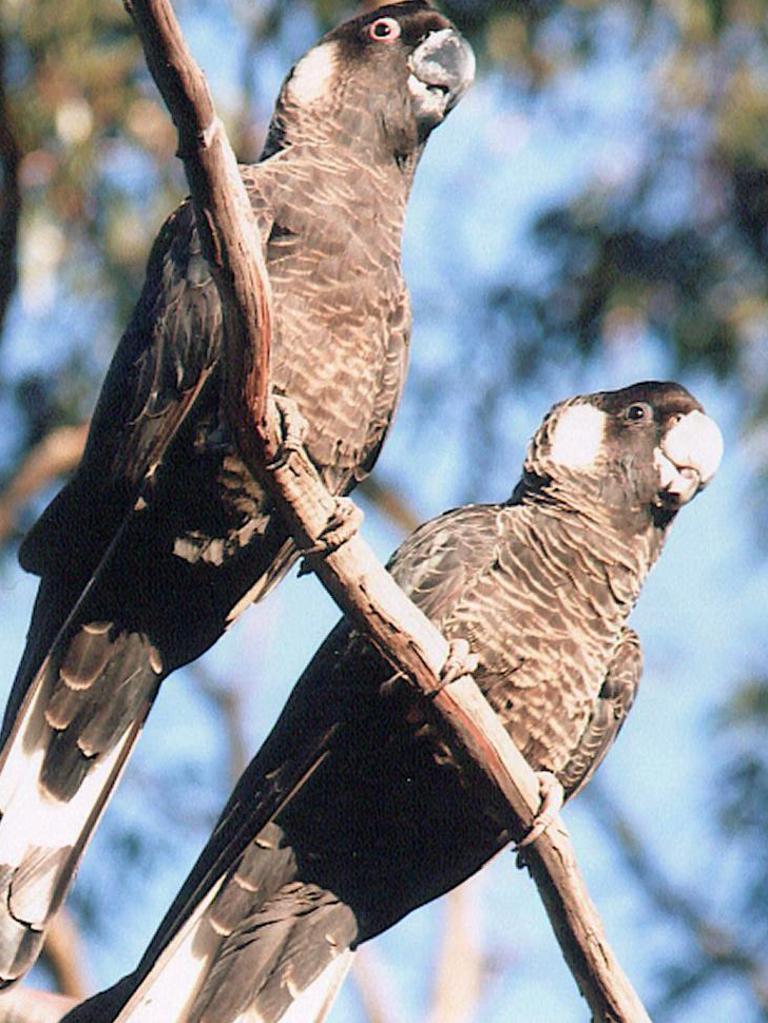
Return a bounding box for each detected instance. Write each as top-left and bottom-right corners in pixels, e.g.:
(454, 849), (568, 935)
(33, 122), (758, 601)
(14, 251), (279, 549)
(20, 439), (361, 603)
(654, 410), (724, 507)
(407, 28), (476, 127)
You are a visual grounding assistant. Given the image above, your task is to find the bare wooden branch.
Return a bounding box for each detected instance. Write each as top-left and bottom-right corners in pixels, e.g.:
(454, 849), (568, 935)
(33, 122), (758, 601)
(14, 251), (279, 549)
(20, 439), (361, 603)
(427, 886), (485, 1023)
(123, 0), (275, 476)
(39, 911), (88, 1002)
(120, 3), (652, 1020)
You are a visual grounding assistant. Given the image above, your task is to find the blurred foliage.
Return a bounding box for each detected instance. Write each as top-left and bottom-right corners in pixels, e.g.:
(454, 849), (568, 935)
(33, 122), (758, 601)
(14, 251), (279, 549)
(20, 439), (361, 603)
(3, 0), (768, 1019)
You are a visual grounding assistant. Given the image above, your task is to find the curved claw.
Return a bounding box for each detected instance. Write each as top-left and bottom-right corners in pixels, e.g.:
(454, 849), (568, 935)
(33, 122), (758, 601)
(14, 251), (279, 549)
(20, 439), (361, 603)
(436, 638), (479, 691)
(266, 394), (309, 469)
(300, 498), (363, 564)
(516, 771), (564, 849)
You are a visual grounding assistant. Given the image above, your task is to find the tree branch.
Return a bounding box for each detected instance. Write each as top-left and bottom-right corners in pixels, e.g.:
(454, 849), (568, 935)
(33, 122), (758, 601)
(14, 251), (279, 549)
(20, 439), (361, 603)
(115, 3), (652, 1020)
(39, 911), (88, 1003)
(426, 886), (486, 1023)
(122, 0), (274, 475)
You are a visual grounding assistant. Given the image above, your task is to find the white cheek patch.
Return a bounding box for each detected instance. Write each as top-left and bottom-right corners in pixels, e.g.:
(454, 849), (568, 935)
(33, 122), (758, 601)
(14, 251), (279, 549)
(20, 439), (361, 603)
(548, 404), (606, 469)
(287, 42), (338, 105)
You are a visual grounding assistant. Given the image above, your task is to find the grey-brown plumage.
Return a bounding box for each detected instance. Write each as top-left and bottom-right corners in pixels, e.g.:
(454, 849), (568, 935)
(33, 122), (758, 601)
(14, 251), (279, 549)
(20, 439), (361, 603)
(62, 381), (723, 1023)
(0, 2), (474, 985)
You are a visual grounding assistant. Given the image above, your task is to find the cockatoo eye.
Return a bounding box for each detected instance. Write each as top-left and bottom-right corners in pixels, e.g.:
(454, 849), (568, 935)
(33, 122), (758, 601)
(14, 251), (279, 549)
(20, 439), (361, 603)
(625, 403), (651, 422)
(368, 17), (401, 42)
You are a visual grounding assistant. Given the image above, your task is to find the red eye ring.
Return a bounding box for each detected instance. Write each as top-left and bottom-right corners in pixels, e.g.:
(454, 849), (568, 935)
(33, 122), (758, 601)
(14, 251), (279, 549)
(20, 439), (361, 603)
(368, 17), (401, 42)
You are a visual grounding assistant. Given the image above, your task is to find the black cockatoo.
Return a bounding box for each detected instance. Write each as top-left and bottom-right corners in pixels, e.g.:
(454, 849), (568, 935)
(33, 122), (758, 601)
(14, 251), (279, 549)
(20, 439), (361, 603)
(0, 2), (474, 983)
(62, 381), (723, 1023)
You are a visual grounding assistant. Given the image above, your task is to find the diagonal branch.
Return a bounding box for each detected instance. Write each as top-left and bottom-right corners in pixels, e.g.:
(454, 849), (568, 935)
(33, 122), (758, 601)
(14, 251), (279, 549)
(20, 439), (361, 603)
(426, 885), (486, 1023)
(122, 0), (274, 474)
(116, 3), (652, 1021)
(39, 911), (88, 1003)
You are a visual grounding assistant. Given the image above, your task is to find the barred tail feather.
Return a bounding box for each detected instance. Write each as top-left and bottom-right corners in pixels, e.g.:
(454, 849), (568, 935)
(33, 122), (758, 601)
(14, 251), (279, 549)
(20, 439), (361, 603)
(0, 628), (161, 985)
(277, 949), (354, 1023)
(109, 863), (356, 1023)
(114, 880), (227, 1023)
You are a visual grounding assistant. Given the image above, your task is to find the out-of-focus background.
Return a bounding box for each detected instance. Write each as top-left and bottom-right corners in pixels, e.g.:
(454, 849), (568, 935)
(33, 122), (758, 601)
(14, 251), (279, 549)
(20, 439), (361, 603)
(1, 1), (767, 1019)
